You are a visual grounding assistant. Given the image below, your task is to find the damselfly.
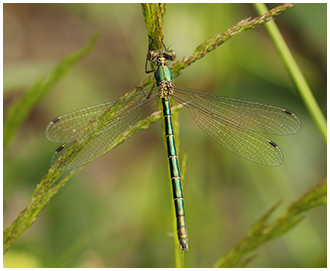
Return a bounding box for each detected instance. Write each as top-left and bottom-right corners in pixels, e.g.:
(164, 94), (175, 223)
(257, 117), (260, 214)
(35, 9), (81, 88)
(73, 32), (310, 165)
(46, 44), (301, 251)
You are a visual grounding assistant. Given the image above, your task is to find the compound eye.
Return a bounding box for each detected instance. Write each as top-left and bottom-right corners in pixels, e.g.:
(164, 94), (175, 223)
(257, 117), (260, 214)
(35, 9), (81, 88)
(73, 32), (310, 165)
(147, 51), (159, 61)
(165, 50), (176, 61)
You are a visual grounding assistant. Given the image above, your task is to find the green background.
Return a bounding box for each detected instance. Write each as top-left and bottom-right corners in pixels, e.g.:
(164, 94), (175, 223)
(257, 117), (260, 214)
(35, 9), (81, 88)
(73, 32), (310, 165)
(3, 3), (326, 268)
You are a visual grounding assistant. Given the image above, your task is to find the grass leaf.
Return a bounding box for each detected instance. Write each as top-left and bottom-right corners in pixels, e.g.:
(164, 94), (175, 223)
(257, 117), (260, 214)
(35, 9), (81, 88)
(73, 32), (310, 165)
(214, 178), (327, 268)
(4, 34), (100, 149)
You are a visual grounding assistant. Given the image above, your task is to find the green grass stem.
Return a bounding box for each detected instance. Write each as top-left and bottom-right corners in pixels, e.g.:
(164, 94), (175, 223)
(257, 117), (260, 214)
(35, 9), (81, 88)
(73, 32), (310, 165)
(254, 3), (327, 143)
(141, 3), (185, 265)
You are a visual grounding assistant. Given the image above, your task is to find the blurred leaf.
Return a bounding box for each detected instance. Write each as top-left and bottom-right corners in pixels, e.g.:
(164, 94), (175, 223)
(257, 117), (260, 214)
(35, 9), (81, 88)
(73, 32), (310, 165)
(3, 34), (100, 149)
(4, 250), (41, 268)
(214, 178), (327, 268)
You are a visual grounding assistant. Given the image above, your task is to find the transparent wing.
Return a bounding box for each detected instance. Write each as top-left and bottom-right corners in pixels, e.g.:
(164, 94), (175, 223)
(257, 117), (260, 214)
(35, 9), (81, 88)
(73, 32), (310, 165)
(174, 88), (301, 135)
(46, 101), (115, 143)
(173, 88), (301, 166)
(46, 92), (153, 143)
(187, 104), (283, 166)
(47, 91), (156, 171)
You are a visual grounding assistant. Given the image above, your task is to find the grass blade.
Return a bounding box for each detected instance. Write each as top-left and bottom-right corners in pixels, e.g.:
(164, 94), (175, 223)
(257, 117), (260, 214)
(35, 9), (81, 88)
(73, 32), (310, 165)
(253, 3), (326, 142)
(4, 34), (100, 149)
(214, 178), (326, 268)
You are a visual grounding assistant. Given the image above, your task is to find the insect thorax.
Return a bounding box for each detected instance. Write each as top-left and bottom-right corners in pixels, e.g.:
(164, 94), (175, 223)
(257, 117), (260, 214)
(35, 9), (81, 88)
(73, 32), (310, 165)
(158, 80), (174, 98)
(154, 55), (174, 98)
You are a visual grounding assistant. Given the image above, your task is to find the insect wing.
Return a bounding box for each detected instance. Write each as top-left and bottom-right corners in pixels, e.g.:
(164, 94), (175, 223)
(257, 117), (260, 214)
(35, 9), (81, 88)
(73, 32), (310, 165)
(46, 101), (117, 143)
(174, 88), (301, 135)
(172, 88), (302, 166)
(186, 105), (284, 166)
(48, 93), (155, 171)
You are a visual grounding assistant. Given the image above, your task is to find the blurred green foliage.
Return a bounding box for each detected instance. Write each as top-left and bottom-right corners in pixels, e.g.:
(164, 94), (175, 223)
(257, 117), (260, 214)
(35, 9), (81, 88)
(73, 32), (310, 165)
(3, 3), (326, 268)
(4, 34), (99, 149)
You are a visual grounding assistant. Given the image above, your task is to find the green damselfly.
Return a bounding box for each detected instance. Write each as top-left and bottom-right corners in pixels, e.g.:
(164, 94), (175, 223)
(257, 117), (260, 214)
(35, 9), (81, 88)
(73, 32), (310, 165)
(46, 44), (301, 251)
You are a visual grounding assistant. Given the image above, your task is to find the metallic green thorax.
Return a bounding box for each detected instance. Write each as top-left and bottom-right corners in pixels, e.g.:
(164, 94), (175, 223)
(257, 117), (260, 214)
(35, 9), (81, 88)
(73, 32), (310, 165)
(152, 52), (188, 251)
(154, 56), (175, 98)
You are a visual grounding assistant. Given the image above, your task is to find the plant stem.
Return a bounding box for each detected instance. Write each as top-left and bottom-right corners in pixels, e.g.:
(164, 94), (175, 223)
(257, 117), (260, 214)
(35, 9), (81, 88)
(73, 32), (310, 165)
(141, 3), (184, 266)
(254, 3), (327, 143)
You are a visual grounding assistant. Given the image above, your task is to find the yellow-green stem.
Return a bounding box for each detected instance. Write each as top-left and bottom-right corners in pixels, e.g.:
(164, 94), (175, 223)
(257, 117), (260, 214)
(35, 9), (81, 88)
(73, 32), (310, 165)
(254, 3), (326, 143)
